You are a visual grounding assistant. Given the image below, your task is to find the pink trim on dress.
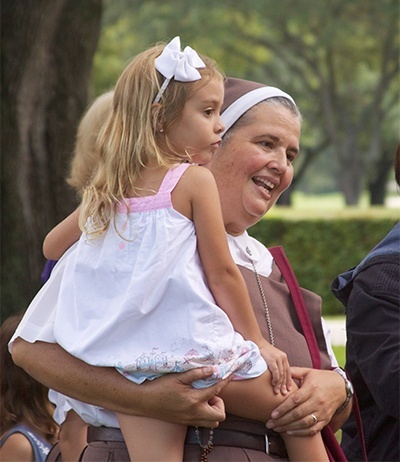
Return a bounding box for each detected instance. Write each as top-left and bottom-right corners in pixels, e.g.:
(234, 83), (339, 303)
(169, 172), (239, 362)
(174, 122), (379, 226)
(117, 164), (191, 213)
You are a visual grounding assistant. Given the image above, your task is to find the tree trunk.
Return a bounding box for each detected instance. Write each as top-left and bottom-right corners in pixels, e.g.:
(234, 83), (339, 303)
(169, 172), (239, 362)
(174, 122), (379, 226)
(368, 145), (396, 205)
(336, 135), (364, 206)
(276, 188), (293, 206)
(1, 0), (102, 320)
(369, 176), (389, 205)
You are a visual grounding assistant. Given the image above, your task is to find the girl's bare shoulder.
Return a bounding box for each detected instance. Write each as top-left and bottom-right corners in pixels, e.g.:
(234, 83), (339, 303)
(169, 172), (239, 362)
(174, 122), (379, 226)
(180, 164), (216, 186)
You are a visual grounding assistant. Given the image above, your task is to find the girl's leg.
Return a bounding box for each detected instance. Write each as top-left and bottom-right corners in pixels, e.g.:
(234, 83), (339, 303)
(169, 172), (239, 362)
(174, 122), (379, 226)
(219, 370), (329, 462)
(117, 413), (186, 462)
(58, 410), (88, 461)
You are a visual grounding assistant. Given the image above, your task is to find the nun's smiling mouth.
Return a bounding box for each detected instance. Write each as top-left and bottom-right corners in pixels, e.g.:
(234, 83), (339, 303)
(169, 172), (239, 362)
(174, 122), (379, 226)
(252, 176), (275, 192)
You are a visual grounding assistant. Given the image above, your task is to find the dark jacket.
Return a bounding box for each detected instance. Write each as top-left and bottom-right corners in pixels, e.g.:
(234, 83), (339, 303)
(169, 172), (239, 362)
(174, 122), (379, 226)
(331, 222), (400, 462)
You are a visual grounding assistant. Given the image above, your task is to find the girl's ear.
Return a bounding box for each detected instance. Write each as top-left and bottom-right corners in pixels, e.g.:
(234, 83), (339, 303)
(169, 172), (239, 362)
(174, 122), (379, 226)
(151, 103), (164, 133)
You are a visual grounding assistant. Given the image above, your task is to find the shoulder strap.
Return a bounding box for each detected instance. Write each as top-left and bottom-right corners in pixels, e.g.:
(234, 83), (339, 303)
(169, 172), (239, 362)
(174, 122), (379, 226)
(158, 163), (191, 194)
(268, 246), (350, 462)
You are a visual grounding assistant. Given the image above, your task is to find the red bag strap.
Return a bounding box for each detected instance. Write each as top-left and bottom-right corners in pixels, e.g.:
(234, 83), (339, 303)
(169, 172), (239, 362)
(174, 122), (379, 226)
(348, 376), (368, 462)
(269, 246), (349, 461)
(268, 246), (321, 369)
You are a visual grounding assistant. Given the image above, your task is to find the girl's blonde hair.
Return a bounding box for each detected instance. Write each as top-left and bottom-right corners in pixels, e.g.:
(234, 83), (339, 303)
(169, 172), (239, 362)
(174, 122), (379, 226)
(67, 91), (114, 194)
(79, 42), (223, 237)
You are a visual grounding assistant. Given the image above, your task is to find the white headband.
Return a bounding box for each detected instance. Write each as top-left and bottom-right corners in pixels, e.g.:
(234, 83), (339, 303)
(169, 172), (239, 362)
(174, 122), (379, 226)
(153, 36), (206, 103)
(221, 86), (296, 137)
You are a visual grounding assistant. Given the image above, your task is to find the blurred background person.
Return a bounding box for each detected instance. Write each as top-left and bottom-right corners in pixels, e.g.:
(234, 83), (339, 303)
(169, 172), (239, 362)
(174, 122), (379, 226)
(0, 314), (59, 462)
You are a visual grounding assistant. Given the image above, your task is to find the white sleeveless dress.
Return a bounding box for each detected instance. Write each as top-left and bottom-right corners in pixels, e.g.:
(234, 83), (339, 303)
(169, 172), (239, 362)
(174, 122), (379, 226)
(52, 163), (266, 388)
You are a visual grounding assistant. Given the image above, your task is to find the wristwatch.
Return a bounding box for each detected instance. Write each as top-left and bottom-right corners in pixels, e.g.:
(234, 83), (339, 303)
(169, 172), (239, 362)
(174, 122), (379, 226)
(333, 367), (354, 415)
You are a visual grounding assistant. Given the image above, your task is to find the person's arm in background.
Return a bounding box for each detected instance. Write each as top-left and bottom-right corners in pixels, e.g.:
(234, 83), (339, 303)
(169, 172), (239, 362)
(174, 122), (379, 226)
(11, 338), (229, 428)
(43, 207), (81, 260)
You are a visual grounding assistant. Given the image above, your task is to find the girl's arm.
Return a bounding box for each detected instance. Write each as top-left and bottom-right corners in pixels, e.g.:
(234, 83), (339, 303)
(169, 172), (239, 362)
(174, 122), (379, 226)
(181, 167), (265, 344)
(177, 166), (290, 393)
(42, 207), (81, 260)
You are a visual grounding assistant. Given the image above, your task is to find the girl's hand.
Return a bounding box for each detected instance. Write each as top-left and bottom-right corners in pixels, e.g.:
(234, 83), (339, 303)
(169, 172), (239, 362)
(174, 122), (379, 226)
(259, 340), (292, 395)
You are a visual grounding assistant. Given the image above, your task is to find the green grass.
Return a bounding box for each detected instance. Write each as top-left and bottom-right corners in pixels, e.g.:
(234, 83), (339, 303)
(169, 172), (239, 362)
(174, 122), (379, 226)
(332, 344), (346, 443)
(332, 345), (346, 368)
(267, 191), (399, 220)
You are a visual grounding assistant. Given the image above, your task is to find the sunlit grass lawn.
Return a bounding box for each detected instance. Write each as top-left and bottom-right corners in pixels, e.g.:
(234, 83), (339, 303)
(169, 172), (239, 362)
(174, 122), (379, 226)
(267, 191), (399, 220)
(332, 345), (346, 368)
(331, 333), (347, 443)
(332, 344), (346, 443)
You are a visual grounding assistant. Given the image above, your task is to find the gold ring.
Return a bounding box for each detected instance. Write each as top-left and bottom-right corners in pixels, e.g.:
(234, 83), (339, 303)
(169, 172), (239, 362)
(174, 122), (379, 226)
(310, 413), (318, 425)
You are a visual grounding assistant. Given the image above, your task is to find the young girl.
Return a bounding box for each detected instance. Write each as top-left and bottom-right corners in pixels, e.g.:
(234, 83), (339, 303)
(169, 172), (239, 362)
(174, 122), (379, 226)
(0, 314), (59, 462)
(40, 37), (327, 461)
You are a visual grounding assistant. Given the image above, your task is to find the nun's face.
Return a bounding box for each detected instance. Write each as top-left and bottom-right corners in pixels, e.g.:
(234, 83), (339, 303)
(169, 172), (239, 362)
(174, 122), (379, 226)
(207, 104), (300, 236)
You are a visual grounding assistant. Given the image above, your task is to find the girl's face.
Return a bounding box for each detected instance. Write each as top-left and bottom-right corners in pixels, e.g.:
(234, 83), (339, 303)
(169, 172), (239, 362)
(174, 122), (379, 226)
(207, 103), (301, 236)
(166, 78), (225, 164)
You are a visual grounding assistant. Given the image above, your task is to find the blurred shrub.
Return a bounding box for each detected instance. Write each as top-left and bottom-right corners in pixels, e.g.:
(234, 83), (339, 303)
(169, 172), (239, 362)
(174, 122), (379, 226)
(248, 218), (398, 316)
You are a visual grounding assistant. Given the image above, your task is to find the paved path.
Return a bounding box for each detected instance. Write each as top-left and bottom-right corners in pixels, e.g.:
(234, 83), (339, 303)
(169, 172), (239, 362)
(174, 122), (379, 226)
(325, 318), (346, 346)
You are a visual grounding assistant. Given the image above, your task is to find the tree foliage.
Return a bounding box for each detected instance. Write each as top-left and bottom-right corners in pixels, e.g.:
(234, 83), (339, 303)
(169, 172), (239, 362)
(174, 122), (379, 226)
(2, 0), (398, 319)
(94, 0), (399, 205)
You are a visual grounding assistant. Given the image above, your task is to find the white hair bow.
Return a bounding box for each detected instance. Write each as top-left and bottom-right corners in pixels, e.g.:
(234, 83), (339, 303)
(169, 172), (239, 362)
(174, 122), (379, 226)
(153, 36), (206, 103)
